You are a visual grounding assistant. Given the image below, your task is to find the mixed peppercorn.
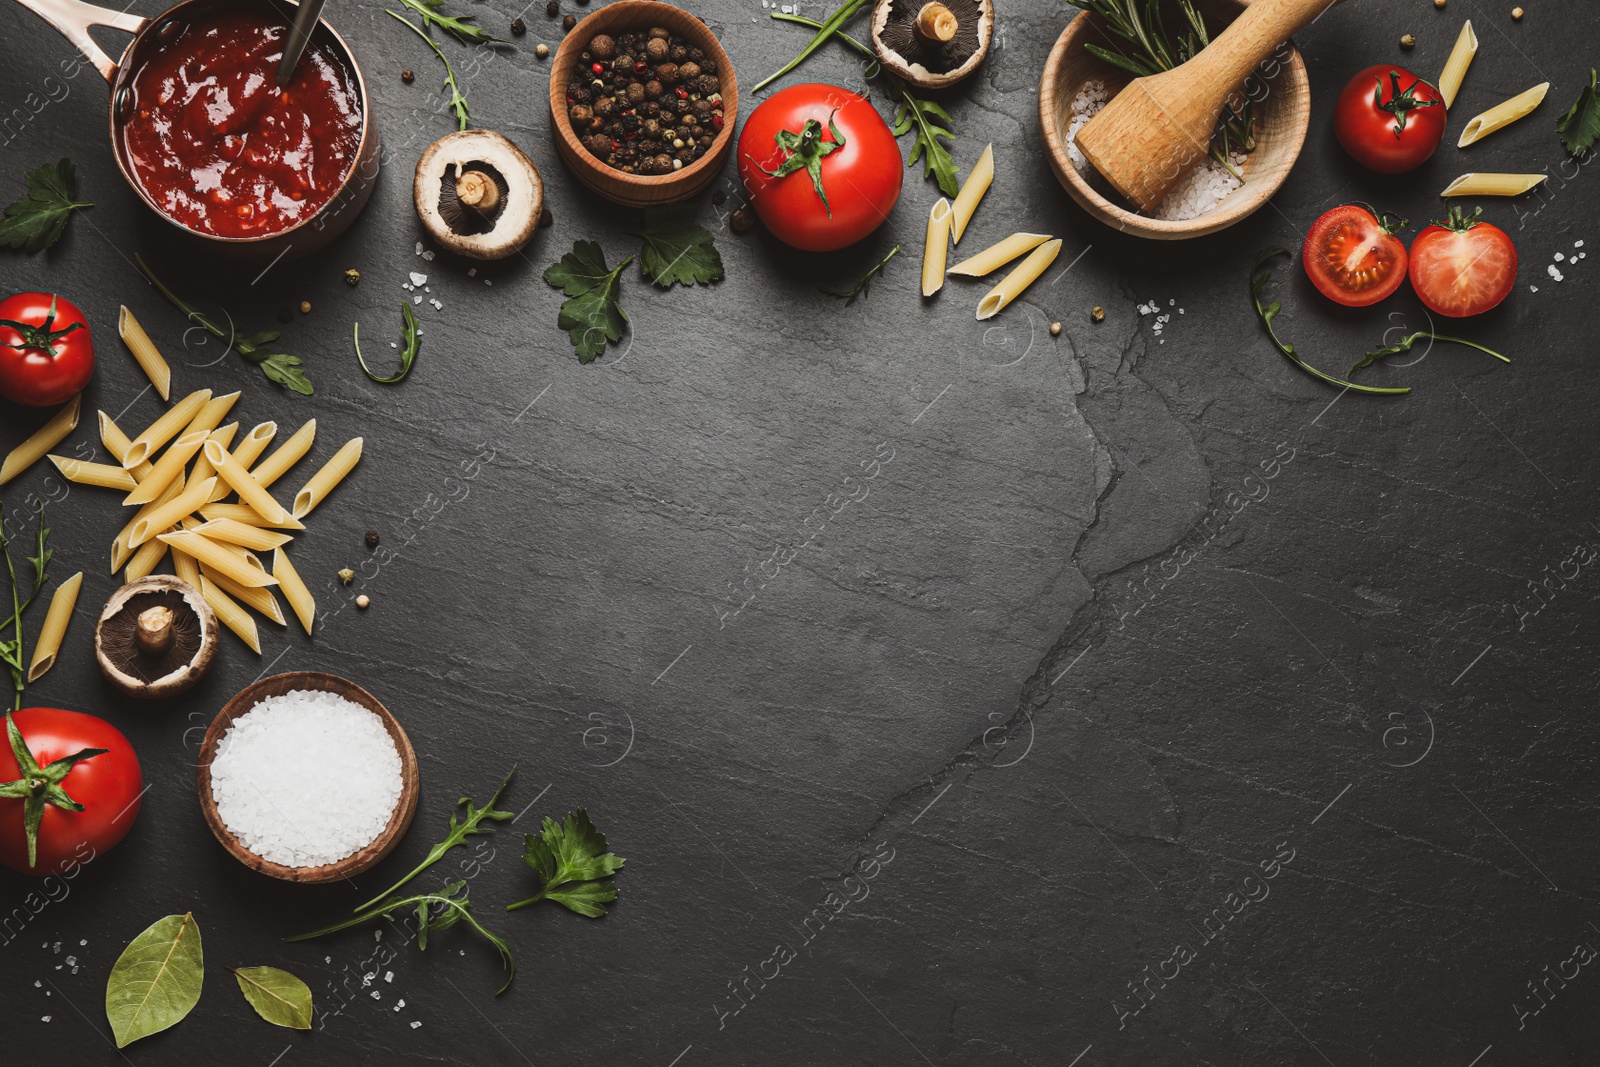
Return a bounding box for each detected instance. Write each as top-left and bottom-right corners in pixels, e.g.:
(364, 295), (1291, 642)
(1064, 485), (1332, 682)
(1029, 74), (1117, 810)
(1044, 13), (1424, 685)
(565, 27), (725, 175)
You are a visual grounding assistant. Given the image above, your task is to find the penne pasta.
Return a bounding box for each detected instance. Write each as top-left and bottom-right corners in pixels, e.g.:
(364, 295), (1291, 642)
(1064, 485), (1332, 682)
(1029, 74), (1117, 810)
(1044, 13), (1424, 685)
(976, 238), (1063, 321)
(98, 410), (154, 479)
(1, 396), (81, 488)
(197, 503), (305, 530)
(26, 571), (83, 683)
(210, 421), (276, 501)
(122, 428), (210, 506)
(201, 575), (261, 653)
(172, 545), (203, 593)
(199, 563), (286, 626)
(273, 547), (316, 635)
(251, 419), (316, 489)
(195, 517), (292, 552)
(1437, 20), (1477, 109)
(948, 232), (1052, 278)
(1457, 82), (1549, 146)
(1441, 172), (1549, 197)
(117, 305), (172, 401)
(158, 531), (279, 588)
(188, 423), (239, 489)
(292, 437), (363, 519)
(129, 476), (217, 547)
(122, 388), (211, 469)
(949, 143), (993, 243)
(922, 198), (953, 297)
(204, 440), (289, 524)
(114, 474), (185, 571)
(123, 539), (169, 583)
(49, 455), (138, 491)
(180, 390), (240, 439)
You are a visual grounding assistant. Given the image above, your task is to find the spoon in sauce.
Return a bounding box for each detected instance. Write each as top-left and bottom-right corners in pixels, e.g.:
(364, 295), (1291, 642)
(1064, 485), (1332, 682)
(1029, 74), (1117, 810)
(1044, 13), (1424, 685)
(276, 0), (330, 85)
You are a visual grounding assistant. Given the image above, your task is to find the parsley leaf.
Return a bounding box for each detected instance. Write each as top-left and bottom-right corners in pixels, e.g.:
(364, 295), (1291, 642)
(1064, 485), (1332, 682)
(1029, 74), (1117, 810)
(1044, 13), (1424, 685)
(1557, 67), (1600, 156)
(0, 159), (93, 253)
(354, 302), (422, 384)
(506, 809), (625, 917)
(397, 0), (506, 44)
(544, 241), (632, 364)
(892, 91), (960, 197)
(821, 245), (899, 305)
(627, 204), (725, 288)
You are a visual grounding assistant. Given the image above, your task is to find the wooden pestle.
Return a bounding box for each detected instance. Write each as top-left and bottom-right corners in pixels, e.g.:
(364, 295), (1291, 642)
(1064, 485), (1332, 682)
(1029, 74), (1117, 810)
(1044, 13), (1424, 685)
(1074, 0), (1335, 212)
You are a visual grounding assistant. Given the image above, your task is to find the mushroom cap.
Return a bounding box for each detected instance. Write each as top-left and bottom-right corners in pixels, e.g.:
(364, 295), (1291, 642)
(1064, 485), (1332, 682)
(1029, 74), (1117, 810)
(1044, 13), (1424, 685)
(872, 0), (995, 90)
(413, 130), (544, 261)
(95, 575), (218, 700)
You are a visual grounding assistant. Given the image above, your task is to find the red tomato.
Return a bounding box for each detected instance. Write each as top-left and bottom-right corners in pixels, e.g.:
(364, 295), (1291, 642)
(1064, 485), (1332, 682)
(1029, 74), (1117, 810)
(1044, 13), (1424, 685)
(0, 709), (143, 877)
(0, 292), (95, 407)
(737, 84), (902, 252)
(1408, 206), (1518, 318)
(1302, 204), (1409, 307)
(1333, 65), (1447, 174)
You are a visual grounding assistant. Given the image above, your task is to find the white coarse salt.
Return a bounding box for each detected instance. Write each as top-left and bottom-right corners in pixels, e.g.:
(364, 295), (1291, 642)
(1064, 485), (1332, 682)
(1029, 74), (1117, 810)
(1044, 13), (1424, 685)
(409, 272), (428, 286)
(414, 241), (424, 255)
(422, 250), (435, 261)
(1547, 264), (1564, 281)
(1555, 252), (1565, 261)
(210, 689), (402, 868)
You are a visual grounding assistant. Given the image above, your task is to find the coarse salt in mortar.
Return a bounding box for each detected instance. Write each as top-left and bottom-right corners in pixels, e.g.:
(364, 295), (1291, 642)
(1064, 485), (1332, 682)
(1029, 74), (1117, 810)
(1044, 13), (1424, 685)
(210, 689), (402, 868)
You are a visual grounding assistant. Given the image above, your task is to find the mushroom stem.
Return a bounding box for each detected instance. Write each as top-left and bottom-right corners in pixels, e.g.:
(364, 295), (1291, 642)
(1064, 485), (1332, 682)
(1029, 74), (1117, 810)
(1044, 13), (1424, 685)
(136, 605), (175, 657)
(914, 2), (958, 44)
(455, 170), (501, 215)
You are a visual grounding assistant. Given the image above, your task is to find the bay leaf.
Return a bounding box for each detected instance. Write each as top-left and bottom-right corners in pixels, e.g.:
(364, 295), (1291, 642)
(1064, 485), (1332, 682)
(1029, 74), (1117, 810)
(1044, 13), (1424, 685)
(106, 912), (204, 1048)
(231, 966), (313, 1029)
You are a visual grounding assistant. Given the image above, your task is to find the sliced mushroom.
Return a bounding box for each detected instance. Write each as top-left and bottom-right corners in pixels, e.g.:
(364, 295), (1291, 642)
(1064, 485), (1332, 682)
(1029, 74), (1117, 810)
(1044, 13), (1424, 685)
(95, 575), (218, 700)
(872, 0), (994, 90)
(413, 130), (544, 260)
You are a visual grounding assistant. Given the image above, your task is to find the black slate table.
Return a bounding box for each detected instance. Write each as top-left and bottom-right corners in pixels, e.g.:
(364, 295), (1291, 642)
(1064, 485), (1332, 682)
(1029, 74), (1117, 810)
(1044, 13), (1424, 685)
(2, 0), (1598, 1063)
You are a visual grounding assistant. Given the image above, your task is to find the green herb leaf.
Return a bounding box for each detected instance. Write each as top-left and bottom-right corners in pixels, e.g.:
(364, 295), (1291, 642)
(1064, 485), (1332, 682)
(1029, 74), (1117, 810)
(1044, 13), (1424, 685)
(231, 966), (313, 1029)
(1556, 67), (1600, 156)
(755, 0), (872, 92)
(398, 0), (506, 44)
(0, 505), (51, 711)
(354, 303), (422, 384)
(1348, 330), (1510, 377)
(749, 115), (847, 214)
(507, 809), (625, 916)
(0, 159), (93, 253)
(354, 766), (515, 912)
(544, 241), (632, 363)
(892, 92), (960, 197)
(821, 245), (900, 306)
(627, 205), (725, 288)
(388, 9), (471, 131)
(106, 913), (204, 1048)
(257, 354), (314, 395)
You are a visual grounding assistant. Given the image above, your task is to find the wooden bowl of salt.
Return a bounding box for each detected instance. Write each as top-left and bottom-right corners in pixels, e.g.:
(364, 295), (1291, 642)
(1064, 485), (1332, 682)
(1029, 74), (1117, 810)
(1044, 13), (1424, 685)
(197, 672), (420, 884)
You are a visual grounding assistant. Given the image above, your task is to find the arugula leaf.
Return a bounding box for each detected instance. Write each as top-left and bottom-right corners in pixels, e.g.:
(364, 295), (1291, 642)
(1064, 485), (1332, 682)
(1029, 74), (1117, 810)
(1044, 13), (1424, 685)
(387, 9), (471, 131)
(1557, 67), (1600, 156)
(355, 766), (515, 911)
(892, 91), (960, 197)
(256, 354), (314, 395)
(544, 241), (632, 363)
(507, 809), (625, 916)
(627, 205), (725, 288)
(397, 0), (506, 44)
(354, 302), (422, 384)
(0, 505), (51, 710)
(0, 159), (92, 253)
(821, 245), (899, 306)
(754, 0), (871, 93)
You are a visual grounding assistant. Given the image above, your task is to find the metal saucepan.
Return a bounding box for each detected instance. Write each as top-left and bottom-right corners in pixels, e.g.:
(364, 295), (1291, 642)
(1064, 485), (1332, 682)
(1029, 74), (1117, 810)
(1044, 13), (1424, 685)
(13, 0), (380, 260)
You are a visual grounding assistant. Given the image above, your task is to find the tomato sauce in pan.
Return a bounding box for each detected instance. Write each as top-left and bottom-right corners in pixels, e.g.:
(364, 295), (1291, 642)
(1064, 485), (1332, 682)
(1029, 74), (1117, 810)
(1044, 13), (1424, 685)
(118, 12), (362, 239)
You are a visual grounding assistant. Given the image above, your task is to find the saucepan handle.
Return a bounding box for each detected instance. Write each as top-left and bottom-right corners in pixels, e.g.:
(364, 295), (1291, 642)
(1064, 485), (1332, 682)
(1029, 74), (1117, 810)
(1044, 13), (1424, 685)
(12, 0), (148, 84)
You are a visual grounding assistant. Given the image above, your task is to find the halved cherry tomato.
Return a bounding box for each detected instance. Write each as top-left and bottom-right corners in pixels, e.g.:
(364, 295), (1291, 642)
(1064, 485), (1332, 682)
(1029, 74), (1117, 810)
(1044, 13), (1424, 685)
(1302, 204), (1409, 307)
(1408, 206), (1518, 318)
(1333, 65), (1446, 174)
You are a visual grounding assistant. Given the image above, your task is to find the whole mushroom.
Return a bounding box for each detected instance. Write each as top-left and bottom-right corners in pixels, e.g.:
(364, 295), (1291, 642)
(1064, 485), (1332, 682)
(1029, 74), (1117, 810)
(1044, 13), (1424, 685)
(413, 130), (545, 260)
(871, 0), (994, 90)
(95, 575), (218, 700)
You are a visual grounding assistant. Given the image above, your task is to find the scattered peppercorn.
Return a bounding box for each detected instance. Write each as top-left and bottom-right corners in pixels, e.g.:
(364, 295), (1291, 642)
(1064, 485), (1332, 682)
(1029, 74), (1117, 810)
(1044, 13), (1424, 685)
(337, 568), (355, 585)
(344, 268), (361, 286)
(1090, 306), (1105, 323)
(511, 16), (526, 35)
(1511, 5), (1523, 17)
(545, 0), (557, 14)
(535, 42), (549, 57)
(712, 188), (726, 206)
(731, 207), (755, 233)
(1400, 33), (1416, 48)
(356, 594), (371, 609)
(402, 68), (414, 83)
(1049, 321), (1062, 336)
(365, 530), (380, 548)
(299, 300), (312, 314)
(539, 207), (554, 228)
(563, 13), (576, 29)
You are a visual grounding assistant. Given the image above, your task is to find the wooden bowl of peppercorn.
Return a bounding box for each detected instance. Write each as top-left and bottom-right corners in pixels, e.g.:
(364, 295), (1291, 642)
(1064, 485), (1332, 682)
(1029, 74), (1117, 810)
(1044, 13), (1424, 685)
(549, 0), (739, 206)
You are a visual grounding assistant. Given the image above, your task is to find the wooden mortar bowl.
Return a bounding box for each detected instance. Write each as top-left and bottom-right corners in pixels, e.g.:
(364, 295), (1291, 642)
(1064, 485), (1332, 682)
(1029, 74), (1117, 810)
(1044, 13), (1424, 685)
(548, 0), (739, 207)
(196, 672), (419, 883)
(1038, 0), (1310, 240)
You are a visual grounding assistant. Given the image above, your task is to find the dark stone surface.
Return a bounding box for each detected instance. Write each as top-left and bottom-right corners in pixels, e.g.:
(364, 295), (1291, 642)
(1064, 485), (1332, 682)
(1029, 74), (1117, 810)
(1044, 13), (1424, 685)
(2, 0), (1598, 1063)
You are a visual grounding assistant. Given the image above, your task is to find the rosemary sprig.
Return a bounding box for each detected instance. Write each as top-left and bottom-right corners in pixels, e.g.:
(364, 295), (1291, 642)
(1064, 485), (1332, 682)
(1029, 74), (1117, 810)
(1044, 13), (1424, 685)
(388, 9), (470, 131)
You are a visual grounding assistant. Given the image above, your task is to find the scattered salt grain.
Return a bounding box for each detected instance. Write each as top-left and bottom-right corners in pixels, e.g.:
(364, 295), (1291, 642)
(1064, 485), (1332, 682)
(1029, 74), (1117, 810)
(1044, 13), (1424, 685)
(52, 942), (60, 953)
(371, 990), (382, 999)
(422, 250), (435, 261)
(467, 268), (477, 277)
(384, 971), (394, 982)
(413, 295), (423, 305)
(78, 940), (86, 946)
(395, 998), (405, 1009)
(429, 299), (443, 310)
(484, 279), (493, 286)
(325, 956), (332, 964)
(414, 241), (424, 255)
(1548, 264), (1564, 282)
(33, 980), (40, 988)
(40, 1015), (50, 1023)
(209, 689), (403, 868)
(411, 1021), (422, 1029)
(1555, 252), (1565, 261)
(1530, 284), (1539, 292)
(409, 272), (428, 286)
(1577, 240), (1586, 247)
